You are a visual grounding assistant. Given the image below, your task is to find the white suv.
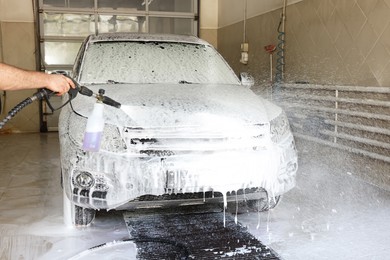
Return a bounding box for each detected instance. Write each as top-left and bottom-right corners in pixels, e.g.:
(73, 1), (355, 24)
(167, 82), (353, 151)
(59, 33), (298, 226)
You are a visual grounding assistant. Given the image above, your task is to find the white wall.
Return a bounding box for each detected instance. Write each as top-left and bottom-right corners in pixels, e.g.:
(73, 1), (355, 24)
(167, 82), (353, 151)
(218, 0), (302, 28)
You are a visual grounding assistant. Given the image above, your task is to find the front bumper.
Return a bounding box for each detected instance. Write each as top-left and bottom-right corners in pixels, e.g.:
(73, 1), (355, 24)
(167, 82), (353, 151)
(61, 133), (297, 210)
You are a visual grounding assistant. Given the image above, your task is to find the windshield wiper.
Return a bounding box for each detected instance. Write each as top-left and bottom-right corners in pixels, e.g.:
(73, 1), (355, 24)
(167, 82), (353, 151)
(179, 80), (193, 84)
(107, 80), (127, 84)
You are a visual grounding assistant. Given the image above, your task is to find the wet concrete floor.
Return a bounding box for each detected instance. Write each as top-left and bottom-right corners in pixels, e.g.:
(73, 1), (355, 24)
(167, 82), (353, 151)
(0, 133), (389, 259)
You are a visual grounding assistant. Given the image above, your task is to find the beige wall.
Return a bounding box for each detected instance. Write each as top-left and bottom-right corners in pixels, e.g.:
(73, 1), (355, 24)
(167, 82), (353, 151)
(199, 0), (218, 47)
(0, 0), (34, 22)
(218, 0), (302, 28)
(218, 0), (390, 93)
(218, 9), (280, 94)
(0, 0), (38, 133)
(200, 0), (302, 49)
(284, 0), (390, 86)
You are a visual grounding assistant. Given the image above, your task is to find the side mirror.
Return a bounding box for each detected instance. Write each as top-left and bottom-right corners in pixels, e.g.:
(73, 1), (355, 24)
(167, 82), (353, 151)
(240, 72), (254, 88)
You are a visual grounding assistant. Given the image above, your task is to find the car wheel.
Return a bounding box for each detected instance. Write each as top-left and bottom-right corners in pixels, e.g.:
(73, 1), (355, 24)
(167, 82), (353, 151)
(63, 189), (96, 227)
(226, 200), (251, 214)
(226, 195), (282, 214)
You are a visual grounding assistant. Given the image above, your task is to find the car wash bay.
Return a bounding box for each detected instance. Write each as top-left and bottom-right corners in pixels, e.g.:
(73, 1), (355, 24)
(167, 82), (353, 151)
(1, 0), (390, 259)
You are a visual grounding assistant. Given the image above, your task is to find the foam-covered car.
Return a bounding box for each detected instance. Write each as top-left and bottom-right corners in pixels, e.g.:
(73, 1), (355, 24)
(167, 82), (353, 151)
(59, 33), (298, 226)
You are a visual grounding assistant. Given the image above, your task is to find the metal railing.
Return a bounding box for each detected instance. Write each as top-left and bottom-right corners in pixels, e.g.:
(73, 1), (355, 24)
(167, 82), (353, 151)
(274, 83), (390, 163)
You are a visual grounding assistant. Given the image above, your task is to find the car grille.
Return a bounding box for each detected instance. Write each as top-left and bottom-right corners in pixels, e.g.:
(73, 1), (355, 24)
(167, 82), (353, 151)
(122, 124), (270, 155)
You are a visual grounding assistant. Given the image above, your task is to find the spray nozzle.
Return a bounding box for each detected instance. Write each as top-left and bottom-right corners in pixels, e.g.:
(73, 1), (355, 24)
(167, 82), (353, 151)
(94, 88), (121, 108)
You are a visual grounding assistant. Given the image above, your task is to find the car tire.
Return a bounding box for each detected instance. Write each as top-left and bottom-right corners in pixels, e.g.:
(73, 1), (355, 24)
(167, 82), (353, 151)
(63, 189), (96, 227)
(226, 195), (282, 214)
(226, 200), (251, 214)
(73, 205), (96, 226)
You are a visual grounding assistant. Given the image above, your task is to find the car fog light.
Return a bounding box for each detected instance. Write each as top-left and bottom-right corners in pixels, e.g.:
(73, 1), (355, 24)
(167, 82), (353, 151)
(75, 171), (95, 188)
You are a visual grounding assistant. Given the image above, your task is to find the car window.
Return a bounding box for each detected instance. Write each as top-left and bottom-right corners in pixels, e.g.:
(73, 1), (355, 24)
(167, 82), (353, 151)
(79, 41), (240, 85)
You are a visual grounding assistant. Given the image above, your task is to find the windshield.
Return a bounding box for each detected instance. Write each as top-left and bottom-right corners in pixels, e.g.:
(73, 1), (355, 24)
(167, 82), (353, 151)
(79, 41), (240, 85)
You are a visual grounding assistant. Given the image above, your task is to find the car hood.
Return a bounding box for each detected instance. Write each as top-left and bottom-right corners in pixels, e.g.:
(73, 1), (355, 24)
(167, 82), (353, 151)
(71, 83), (282, 128)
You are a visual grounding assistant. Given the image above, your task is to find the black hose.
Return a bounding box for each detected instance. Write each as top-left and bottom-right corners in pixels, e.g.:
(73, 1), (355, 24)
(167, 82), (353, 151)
(0, 89), (54, 130)
(0, 96), (34, 129)
(275, 16), (285, 85)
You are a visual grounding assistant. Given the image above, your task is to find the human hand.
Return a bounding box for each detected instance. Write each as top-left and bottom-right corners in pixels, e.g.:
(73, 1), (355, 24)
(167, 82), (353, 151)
(45, 74), (76, 96)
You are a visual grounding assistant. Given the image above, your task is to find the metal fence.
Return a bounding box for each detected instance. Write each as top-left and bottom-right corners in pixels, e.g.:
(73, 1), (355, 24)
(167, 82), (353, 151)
(274, 83), (390, 163)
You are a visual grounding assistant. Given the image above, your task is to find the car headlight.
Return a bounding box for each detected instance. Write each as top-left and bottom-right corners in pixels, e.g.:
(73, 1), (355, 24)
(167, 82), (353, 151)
(66, 112), (87, 145)
(270, 111), (291, 143)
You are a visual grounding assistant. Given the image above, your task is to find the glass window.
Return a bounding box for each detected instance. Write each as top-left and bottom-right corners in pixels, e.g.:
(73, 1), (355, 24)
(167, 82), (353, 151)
(98, 15), (146, 33)
(149, 17), (193, 35)
(98, 0), (146, 11)
(43, 13), (95, 37)
(43, 0), (94, 9)
(44, 41), (82, 65)
(149, 0), (193, 12)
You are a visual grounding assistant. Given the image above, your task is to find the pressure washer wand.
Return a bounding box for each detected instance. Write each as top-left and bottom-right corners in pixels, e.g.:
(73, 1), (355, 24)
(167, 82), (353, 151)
(0, 78), (121, 130)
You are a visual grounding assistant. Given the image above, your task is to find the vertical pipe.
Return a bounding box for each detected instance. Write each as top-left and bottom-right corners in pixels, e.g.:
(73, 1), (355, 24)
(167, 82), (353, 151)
(243, 0), (247, 43)
(196, 0), (200, 36)
(94, 0), (98, 35)
(282, 0), (287, 31)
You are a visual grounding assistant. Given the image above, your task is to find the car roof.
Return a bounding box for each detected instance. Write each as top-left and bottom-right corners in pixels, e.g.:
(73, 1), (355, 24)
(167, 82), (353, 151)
(87, 33), (211, 46)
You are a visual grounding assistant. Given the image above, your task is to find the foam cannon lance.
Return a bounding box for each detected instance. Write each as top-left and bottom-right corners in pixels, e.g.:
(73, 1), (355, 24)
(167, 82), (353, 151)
(82, 88), (121, 152)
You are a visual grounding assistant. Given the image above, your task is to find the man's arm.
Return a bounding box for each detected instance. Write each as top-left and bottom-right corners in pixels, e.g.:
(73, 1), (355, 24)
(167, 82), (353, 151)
(0, 63), (75, 95)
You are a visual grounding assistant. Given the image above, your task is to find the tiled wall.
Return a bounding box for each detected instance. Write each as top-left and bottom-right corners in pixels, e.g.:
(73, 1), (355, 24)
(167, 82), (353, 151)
(218, 0), (390, 93)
